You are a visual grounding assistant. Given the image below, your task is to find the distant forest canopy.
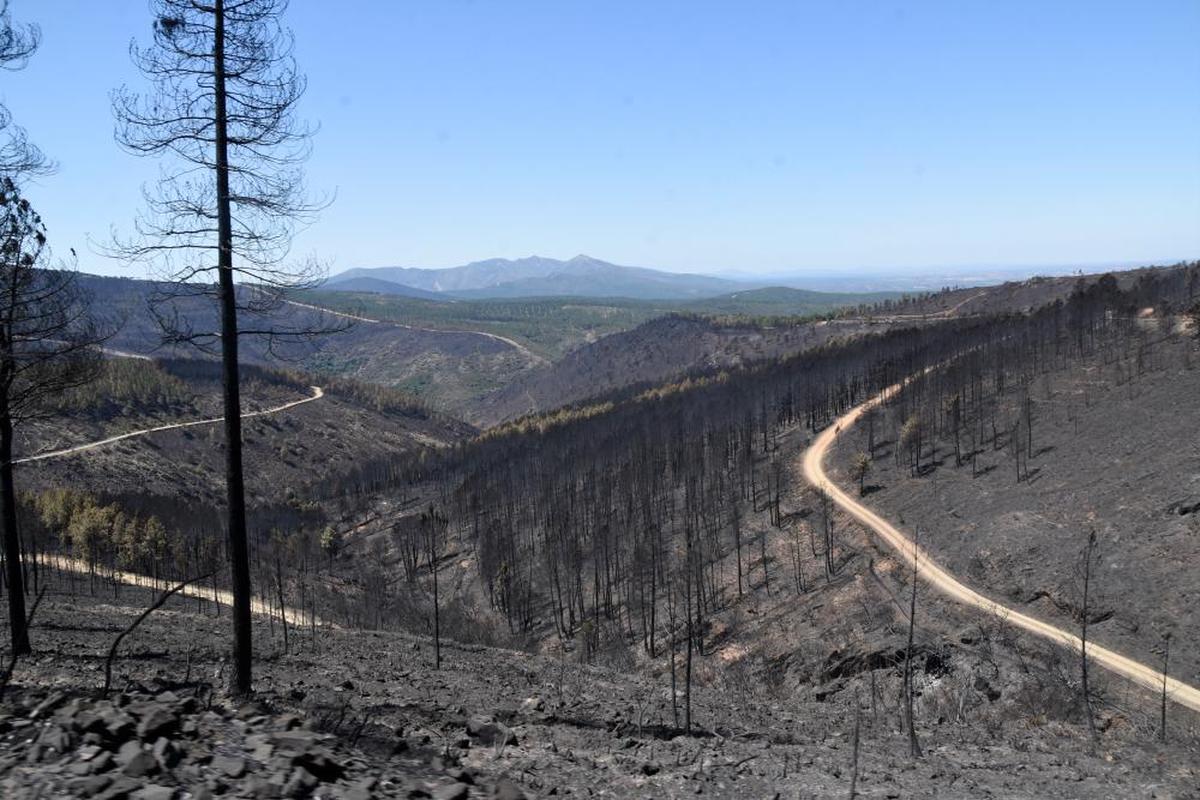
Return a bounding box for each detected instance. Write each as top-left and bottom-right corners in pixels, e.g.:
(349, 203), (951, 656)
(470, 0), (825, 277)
(295, 284), (911, 359)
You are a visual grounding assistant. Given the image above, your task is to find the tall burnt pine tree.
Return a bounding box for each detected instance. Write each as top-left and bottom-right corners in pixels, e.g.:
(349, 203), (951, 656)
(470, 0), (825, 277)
(111, 0), (344, 694)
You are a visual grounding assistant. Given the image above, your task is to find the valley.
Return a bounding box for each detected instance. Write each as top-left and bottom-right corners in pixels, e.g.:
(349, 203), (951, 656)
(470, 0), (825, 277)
(3, 2), (1197, 796)
(8, 263), (1200, 799)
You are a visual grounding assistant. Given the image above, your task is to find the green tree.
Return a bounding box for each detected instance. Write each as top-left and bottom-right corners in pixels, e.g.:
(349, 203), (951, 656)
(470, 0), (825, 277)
(850, 452), (872, 495)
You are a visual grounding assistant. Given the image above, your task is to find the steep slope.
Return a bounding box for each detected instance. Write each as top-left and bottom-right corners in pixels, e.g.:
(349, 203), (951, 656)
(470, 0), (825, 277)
(18, 356), (473, 505)
(829, 323), (1200, 690)
(470, 314), (833, 425)
(473, 264), (1197, 426)
(79, 274), (543, 415)
(7, 577), (1199, 799)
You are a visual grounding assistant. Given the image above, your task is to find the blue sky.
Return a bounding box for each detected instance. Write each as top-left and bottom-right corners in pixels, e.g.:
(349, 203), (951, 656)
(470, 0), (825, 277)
(2, 0), (1198, 278)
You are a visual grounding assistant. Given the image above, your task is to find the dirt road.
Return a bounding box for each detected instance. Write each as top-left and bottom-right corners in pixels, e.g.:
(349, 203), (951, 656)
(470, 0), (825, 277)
(16, 385), (324, 465)
(281, 298), (549, 365)
(801, 380), (1200, 713)
(43, 555), (323, 627)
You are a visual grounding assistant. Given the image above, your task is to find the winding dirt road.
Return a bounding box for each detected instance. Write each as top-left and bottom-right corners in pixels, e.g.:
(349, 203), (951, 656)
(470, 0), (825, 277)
(801, 381), (1200, 713)
(27, 381), (329, 626)
(281, 298), (549, 365)
(16, 385), (324, 465)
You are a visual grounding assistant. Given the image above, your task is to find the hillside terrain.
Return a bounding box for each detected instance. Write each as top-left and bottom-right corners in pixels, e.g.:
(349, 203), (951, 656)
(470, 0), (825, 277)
(299, 285), (903, 361)
(76, 273), (898, 418)
(2, 569), (1198, 798)
(829, 326), (1200, 687)
(80, 266), (1187, 426)
(82, 276), (544, 416)
(472, 265), (1198, 426)
(16, 357), (471, 507)
(5, 264), (1198, 800)
(471, 314), (847, 426)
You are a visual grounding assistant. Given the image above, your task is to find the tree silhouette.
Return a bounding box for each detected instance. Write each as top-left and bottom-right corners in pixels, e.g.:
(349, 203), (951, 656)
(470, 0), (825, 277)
(111, 0), (343, 694)
(0, 0), (49, 180)
(0, 178), (103, 655)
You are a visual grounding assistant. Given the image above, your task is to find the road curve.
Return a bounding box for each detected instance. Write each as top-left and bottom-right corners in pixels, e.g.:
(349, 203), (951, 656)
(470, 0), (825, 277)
(16, 386), (324, 465)
(801, 381), (1200, 713)
(281, 298), (549, 365)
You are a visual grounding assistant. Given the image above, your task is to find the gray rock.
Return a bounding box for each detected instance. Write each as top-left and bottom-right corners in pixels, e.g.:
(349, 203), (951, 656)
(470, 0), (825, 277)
(268, 729), (318, 752)
(121, 751), (160, 779)
(152, 737), (182, 769)
(335, 777), (378, 800)
(38, 725), (72, 753)
(212, 754), (247, 778)
(102, 710), (136, 742)
(77, 744), (103, 762)
(68, 774), (114, 798)
(434, 783), (471, 800)
(30, 691), (68, 719)
(446, 768), (474, 785)
(115, 741), (144, 767)
(89, 751), (115, 774)
(291, 749), (343, 782)
(274, 713), (303, 731)
(95, 776), (143, 800)
(137, 707), (178, 741)
(133, 786), (177, 800)
(282, 766), (319, 798)
(492, 778), (526, 800)
(466, 716), (517, 747)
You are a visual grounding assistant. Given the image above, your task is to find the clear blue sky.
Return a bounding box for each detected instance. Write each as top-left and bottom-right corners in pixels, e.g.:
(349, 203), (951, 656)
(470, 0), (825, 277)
(3, 0), (1198, 278)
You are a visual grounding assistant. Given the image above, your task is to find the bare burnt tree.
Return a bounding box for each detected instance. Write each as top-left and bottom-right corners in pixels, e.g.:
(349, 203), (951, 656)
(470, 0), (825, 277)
(422, 505), (448, 670)
(1159, 631), (1171, 743)
(0, 0), (49, 181)
(111, 0), (343, 695)
(903, 530), (921, 759)
(1077, 528), (1099, 742)
(0, 179), (103, 655)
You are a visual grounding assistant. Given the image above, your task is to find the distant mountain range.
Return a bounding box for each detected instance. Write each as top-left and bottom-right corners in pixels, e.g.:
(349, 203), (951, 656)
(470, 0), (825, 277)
(328, 255), (749, 301)
(327, 254), (1175, 301)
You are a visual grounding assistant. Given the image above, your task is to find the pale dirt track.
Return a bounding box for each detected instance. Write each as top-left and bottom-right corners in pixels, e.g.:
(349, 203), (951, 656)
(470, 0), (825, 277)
(282, 298), (549, 365)
(26, 383), (330, 626)
(42, 555), (322, 627)
(801, 380), (1200, 714)
(15, 385), (324, 464)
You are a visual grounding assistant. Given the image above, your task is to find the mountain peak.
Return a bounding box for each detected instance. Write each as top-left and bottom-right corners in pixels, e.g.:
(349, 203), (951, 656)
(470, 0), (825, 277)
(330, 255), (748, 300)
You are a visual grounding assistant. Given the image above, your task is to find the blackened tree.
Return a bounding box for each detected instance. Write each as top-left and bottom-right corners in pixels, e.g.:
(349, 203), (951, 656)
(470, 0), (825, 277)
(0, 179), (102, 655)
(111, 0), (342, 694)
(0, 0), (48, 180)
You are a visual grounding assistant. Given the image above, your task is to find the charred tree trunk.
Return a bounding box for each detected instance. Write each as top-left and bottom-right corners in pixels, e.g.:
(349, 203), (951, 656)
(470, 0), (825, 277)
(1079, 529), (1098, 742)
(904, 535), (922, 759)
(0, 403), (29, 656)
(211, 0), (253, 697)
